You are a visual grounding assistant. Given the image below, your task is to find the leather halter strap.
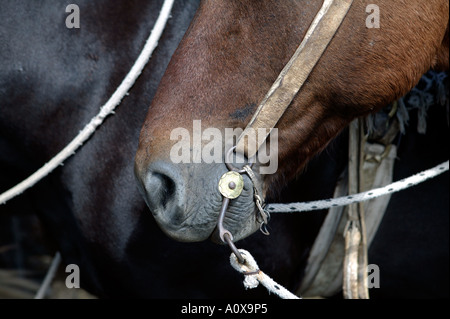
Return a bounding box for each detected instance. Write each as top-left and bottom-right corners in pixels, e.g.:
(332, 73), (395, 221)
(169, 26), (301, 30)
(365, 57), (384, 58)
(236, 0), (354, 158)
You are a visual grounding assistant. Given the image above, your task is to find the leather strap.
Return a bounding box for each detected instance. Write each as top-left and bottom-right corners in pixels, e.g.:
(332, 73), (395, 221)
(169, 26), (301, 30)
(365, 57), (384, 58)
(236, 0), (353, 158)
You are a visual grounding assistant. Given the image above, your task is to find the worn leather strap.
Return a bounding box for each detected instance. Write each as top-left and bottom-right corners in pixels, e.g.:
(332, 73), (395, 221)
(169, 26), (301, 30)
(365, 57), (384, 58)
(236, 0), (353, 158)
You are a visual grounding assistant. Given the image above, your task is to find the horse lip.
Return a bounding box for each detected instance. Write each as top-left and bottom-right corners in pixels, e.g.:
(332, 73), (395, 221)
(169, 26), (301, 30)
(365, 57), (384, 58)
(154, 218), (216, 243)
(151, 203), (217, 242)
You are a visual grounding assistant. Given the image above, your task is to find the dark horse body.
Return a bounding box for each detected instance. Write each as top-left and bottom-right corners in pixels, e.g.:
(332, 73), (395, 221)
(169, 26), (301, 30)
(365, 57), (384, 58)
(1, 0), (448, 298)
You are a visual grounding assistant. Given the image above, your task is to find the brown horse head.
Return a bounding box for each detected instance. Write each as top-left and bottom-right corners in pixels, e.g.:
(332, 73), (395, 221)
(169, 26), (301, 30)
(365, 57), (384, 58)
(135, 0), (449, 242)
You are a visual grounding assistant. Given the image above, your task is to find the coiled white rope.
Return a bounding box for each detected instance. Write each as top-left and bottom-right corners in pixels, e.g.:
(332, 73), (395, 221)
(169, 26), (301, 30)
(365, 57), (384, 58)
(0, 0), (174, 205)
(229, 249), (301, 299)
(266, 160), (448, 213)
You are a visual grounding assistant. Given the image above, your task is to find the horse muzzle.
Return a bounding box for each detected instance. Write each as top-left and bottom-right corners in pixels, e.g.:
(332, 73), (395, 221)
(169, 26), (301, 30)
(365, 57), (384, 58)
(135, 160), (261, 242)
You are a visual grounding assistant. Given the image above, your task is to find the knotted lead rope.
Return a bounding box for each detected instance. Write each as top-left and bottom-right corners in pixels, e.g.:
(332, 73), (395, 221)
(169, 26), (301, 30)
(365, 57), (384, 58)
(229, 249), (300, 299)
(218, 155), (300, 299)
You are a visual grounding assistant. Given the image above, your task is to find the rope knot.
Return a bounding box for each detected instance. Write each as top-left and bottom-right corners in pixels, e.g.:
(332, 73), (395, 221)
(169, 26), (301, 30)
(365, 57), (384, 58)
(229, 248), (301, 299)
(229, 249), (260, 289)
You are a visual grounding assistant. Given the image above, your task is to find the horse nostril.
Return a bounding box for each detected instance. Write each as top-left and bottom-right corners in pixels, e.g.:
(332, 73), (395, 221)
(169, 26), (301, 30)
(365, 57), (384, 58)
(142, 161), (185, 219)
(150, 172), (175, 210)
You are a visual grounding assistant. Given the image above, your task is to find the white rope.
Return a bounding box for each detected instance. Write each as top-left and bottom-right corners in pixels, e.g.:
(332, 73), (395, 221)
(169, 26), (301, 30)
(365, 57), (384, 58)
(266, 160), (449, 213)
(230, 160), (448, 299)
(0, 0), (174, 205)
(229, 249), (301, 299)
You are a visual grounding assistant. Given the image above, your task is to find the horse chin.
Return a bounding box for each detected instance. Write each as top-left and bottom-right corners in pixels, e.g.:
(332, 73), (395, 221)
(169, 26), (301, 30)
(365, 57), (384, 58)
(151, 213), (215, 243)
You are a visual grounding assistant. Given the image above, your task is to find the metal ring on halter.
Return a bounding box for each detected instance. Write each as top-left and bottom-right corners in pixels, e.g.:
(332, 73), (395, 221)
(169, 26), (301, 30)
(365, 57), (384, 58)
(225, 146), (255, 173)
